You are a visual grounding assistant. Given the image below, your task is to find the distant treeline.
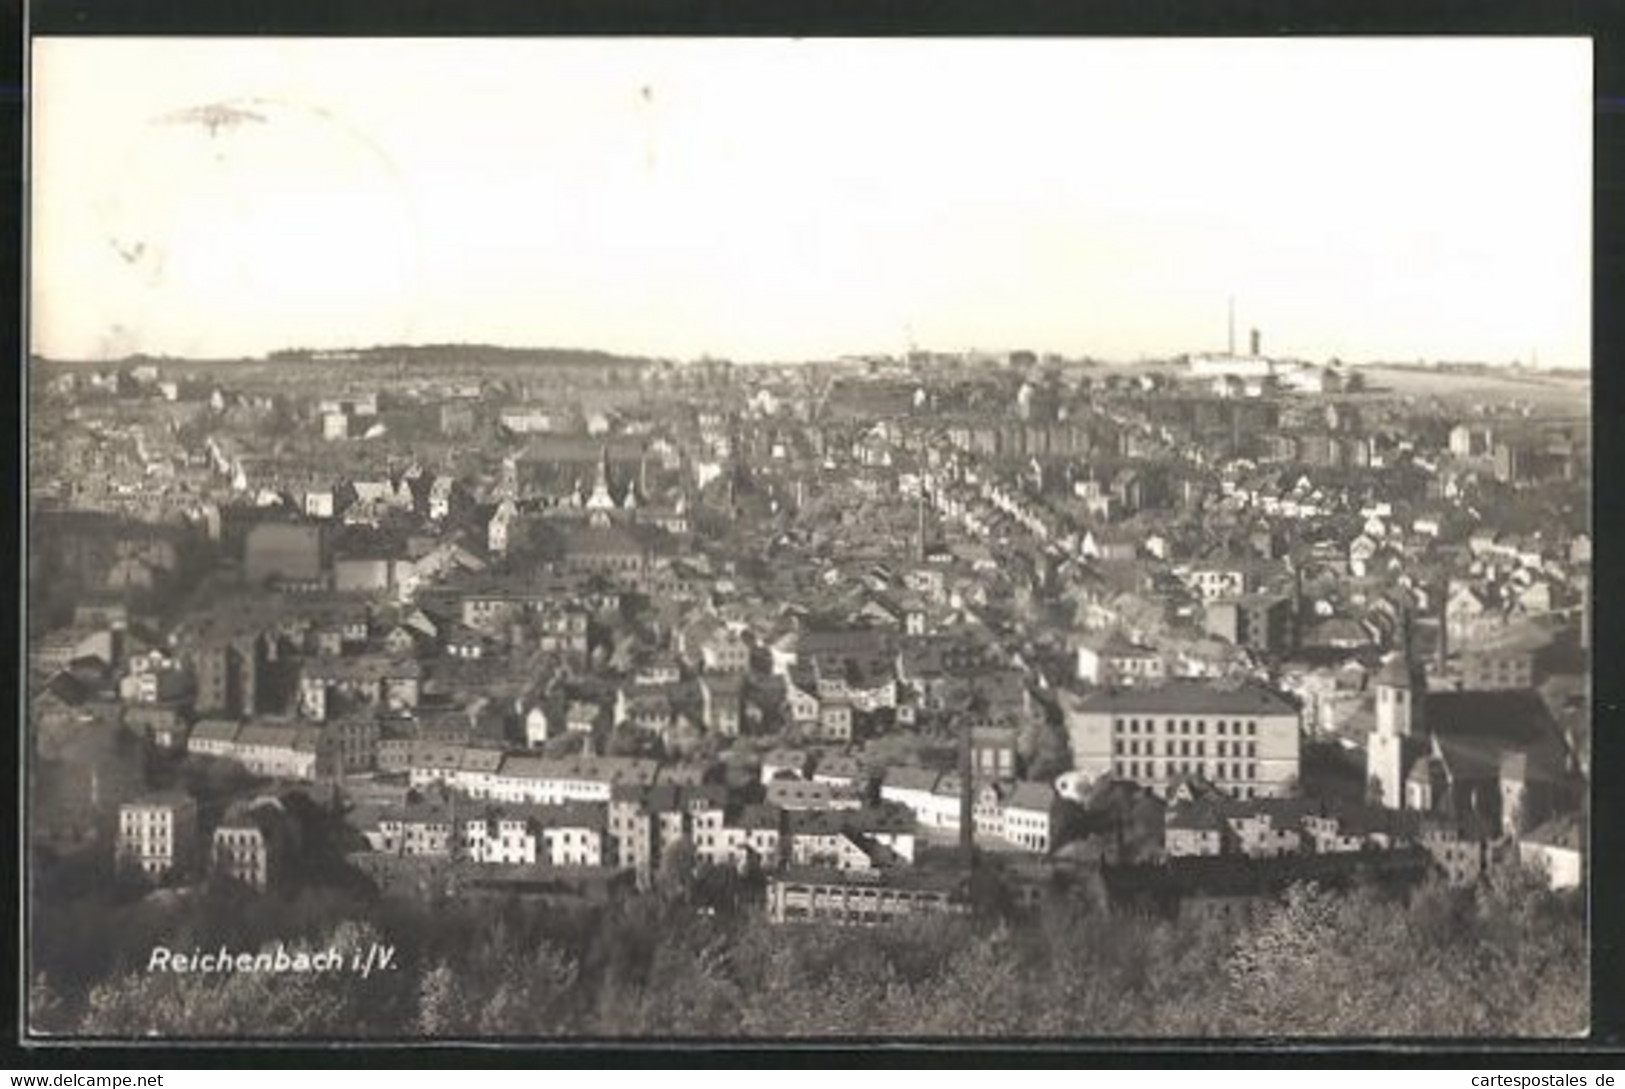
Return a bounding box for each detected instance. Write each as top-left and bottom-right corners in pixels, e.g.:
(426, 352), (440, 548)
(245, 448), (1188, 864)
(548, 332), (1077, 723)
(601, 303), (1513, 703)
(266, 345), (659, 369)
(1369, 360), (1589, 377)
(31, 345), (664, 370)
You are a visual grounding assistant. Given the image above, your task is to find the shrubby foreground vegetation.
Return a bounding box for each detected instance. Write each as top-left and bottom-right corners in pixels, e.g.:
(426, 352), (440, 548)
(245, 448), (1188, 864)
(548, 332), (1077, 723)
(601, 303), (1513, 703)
(31, 859), (1584, 1039)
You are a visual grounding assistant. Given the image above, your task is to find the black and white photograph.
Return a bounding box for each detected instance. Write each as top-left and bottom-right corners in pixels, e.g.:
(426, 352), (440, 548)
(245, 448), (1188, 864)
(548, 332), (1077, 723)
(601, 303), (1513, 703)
(24, 36), (1592, 1041)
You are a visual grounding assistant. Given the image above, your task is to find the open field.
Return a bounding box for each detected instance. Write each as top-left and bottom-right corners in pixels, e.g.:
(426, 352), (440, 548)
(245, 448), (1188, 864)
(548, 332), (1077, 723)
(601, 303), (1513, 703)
(1355, 365), (1589, 413)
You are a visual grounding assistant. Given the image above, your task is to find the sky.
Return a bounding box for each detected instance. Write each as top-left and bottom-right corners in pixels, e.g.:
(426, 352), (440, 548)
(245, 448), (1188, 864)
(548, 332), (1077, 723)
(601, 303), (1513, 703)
(30, 38), (1591, 366)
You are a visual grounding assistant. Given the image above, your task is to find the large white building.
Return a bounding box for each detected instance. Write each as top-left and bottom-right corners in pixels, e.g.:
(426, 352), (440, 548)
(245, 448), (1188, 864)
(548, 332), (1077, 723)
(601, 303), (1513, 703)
(406, 747), (660, 807)
(1076, 632), (1166, 687)
(1188, 353), (1278, 381)
(1062, 680), (1301, 800)
(116, 794), (199, 879)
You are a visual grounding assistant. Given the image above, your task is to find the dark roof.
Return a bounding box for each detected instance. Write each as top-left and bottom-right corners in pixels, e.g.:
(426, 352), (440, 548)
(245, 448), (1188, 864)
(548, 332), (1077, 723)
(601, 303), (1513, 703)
(1167, 802), (1225, 832)
(882, 766), (942, 792)
(1375, 653), (1425, 690)
(1006, 781), (1057, 812)
(736, 803), (784, 830)
(519, 435), (646, 463)
(1422, 690), (1560, 749)
(772, 866), (965, 894)
(1070, 679), (1298, 717)
(1522, 813), (1583, 851)
(527, 802), (609, 831)
(562, 524), (654, 558)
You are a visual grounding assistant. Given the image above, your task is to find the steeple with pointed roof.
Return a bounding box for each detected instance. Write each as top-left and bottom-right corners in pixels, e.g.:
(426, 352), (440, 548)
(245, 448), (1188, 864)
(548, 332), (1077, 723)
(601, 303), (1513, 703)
(585, 443), (617, 513)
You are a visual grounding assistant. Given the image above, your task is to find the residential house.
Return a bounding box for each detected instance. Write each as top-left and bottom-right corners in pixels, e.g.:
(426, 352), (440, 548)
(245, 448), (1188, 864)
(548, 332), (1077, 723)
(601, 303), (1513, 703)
(1461, 651), (1535, 692)
(761, 748), (812, 784)
(1204, 594), (1296, 655)
(298, 656), (421, 722)
(212, 797), (290, 891)
(766, 778), (864, 811)
(115, 794), (199, 879)
(879, 766), (961, 831)
(614, 683), (679, 736)
(1076, 632), (1166, 688)
(1518, 814), (1584, 891)
(1002, 781), (1057, 852)
(699, 674), (745, 737)
(1165, 803), (1226, 857)
(971, 725), (1019, 779)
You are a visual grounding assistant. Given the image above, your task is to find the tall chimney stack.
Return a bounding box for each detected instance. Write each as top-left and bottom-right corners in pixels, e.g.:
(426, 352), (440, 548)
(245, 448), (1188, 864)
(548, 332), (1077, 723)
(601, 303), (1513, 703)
(959, 706), (975, 855)
(1291, 559), (1305, 652)
(917, 487), (927, 562)
(1436, 580), (1449, 671)
(1227, 297), (1236, 356)
(1250, 329), (1261, 357)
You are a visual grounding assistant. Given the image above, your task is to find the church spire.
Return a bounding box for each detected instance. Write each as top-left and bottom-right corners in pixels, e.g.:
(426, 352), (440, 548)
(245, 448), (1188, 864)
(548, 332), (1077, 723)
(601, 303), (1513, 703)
(586, 443), (616, 513)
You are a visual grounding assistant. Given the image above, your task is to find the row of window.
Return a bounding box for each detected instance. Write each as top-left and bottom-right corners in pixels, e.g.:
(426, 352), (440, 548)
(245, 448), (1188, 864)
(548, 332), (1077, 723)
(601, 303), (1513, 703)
(1114, 717), (1259, 737)
(1113, 759), (1258, 782)
(121, 812), (185, 826)
(1115, 739), (1258, 758)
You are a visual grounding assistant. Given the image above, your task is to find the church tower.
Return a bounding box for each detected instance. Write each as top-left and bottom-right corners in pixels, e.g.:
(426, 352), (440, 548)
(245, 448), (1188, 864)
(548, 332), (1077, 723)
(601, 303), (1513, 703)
(1368, 651), (1425, 809)
(586, 444), (617, 513)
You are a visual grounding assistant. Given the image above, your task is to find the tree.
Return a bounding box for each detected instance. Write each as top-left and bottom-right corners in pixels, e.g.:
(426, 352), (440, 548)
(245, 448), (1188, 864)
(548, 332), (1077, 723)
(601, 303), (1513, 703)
(77, 921), (404, 1037)
(1017, 713), (1071, 781)
(415, 960), (468, 1036)
(261, 396), (300, 439)
(1225, 881), (1344, 1032)
(656, 838), (699, 902)
(28, 973), (67, 1036)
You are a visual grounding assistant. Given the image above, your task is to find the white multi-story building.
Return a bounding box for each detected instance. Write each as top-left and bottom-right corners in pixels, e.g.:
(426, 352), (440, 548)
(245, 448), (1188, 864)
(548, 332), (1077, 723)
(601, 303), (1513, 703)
(1076, 634), (1166, 688)
(407, 747), (659, 807)
(1062, 680), (1301, 801)
(116, 795), (199, 878)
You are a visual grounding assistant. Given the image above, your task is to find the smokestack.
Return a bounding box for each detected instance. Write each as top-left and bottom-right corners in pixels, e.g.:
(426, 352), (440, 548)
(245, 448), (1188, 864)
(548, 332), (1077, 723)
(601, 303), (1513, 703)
(959, 708), (975, 855)
(1228, 297), (1236, 356)
(1250, 329), (1261, 357)
(1292, 560), (1304, 652)
(916, 487), (927, 562)
(1436, 580), (1449, 671)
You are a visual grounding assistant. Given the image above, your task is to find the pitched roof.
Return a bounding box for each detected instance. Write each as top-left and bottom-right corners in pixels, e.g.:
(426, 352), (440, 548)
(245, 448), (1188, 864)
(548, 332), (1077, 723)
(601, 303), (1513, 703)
(1070, 679), (1298, 717)
(1522, 813), (1583, 851)
(188, 719), (242, 744)
(813, 753), (865, 779)
(1166, 802), (1225, 832)
(303, 656), (422, 683)
(1005, 781), (1057, 813)
(881, 766), (942, 793)
(1423, 690), (1560, 749)
(529, 802), (609, 831)
(1375, 653), (1424, 690)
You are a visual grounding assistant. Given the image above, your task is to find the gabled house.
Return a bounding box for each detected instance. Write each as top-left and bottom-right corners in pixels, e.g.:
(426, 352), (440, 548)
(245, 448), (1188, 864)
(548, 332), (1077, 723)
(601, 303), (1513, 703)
(699, 674), (745, 738)
(614, 683), (679, 736)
